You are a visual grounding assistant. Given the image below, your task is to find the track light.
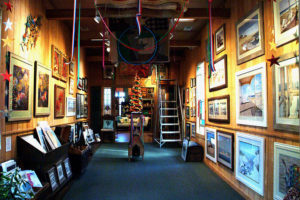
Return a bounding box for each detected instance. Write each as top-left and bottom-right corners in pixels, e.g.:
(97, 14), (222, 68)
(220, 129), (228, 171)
(94, 10), (100, 24)
(106, 47), (110, 52)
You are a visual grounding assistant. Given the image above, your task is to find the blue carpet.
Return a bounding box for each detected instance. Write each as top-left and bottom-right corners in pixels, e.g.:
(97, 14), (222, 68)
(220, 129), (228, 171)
(63, 143), (244, 200)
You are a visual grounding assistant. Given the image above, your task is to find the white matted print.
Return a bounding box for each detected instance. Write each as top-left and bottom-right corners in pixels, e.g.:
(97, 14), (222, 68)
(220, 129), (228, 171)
(273, 142), (300, 200)
(235, 62), (267, 127)
(66, 97), (76, 117)
(273, 0), (299, 47)
(196, 62), (205, 135)
(236, 132), (265, 196)
(205, 127), (217, 163)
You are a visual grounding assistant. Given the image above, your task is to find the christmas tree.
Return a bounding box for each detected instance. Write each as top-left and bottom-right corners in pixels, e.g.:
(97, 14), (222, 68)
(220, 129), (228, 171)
(130, 74), (143, 112)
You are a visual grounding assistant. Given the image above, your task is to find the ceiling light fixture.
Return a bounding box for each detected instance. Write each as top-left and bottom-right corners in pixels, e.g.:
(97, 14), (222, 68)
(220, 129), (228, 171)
(99, 32), (103, 37)
(174, 18), (195, 22)
(106, 47), (110, 52)
(94, 10), (100, 24)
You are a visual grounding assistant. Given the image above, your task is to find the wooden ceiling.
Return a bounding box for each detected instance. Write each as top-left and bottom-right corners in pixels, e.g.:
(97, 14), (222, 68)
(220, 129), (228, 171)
(45, 0), (229, 62)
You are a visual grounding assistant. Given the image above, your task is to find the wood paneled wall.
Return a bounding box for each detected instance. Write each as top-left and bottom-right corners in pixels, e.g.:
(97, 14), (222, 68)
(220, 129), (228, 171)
(179, 0), (299, 199)
(0, 0), (88, 163)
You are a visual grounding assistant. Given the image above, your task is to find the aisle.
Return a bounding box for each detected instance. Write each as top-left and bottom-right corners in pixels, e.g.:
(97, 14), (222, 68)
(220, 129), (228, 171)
(63, 143), (244, 200)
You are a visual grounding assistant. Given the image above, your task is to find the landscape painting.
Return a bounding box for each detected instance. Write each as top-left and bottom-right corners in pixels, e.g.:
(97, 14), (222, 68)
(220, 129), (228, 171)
(12, 65), (30, 111)
(236, 63), (267, 127)
(274, 56), (299, 132)
(205, 128), (217, 163)
(217, 131), (233, 170)
(236, 132), (264, 196)
(274, 143), (300, 200)
(35, 62), (51, 116)
(208, 95), (230, 123)
(274, 0), (299, 46)
(215, 24), (226, 54)
(236, 3), (264, 64)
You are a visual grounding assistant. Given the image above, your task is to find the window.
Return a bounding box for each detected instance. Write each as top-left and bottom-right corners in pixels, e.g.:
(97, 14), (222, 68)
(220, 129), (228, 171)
(104, 87), (112, 115)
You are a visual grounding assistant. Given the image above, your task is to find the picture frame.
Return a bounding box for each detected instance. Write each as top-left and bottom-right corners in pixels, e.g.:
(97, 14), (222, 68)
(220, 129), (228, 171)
(69, 78), (74, 95)
(66, 97), (76, 117)
(34, 61), (51, 116)
(236, 132), (265, 196)
(51, 45), (61, 79)
(76, 93), (81, 119)
(205, 127), (217, 163)
(185, 123), (190, 138)
(208, 95), (230, 123)
(186, 88), (189, 103)
(215, 24), (226, 55)
(235, 2), (265, 65)
(54, 85), (65, 118)
(60, 54), (68, 82)
(190, 78), (193, 88)
(209, 55), (228, 92)
(186, 106), (190, 119)
(56, 161), (66, 185)
(103, 65), (115, 80)
(217, 131), (234, 170)
(273, 54), (299, 133)
(273, 0), (299, 47)
(235, 62), (267, 127)
(63, 157), (72, 178)
(77, 78), (83, 90)
(193, 78), (196, 87)
(7, 52), (33, 121)
(69, 61), (74, 76)
(191, 123), (196, 138)
(273, 142), (300, 200)
(47, 167), (58, 192)
(84, 77), (88, 92)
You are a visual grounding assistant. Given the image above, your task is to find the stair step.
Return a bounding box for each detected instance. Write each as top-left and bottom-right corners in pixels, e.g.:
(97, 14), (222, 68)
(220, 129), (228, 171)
(161, 131), (181, 134)
(160, 108), (177, 110)
(160, 115), (178, 118)
(161, 123), (179, 126)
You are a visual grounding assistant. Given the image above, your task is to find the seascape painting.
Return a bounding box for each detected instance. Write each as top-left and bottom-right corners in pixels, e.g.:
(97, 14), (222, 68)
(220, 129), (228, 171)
(239, 73), (263, 118)
(206, 128), (216, 162)
(217, 132), (233, 169)
(37, 72), (49, 108)
(12, 65), (30, 110)
(279, 0), (298, 34)
(238, 141), (260, 183)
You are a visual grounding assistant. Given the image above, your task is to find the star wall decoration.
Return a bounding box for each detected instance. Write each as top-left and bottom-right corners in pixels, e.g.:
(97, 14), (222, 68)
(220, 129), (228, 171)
(4, 18), (13, 31)
(269, 41), (276, 51)
(267, 55), (280, 67)
(0, 70), (12, 82)
(4, 1), (13, 12)
(2, 36), (14, 47)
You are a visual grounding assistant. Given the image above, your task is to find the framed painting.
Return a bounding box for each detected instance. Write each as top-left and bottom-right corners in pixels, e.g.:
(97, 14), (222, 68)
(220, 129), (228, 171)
(190, 78), (193, 88)
(51, 45), (61, 79)
(54, 85), (65, 118)
(61, 54), (68, 82)
(63, 157), (72, 178)
(235, 62), (267, 127)
(191, 122), (196, 138)
(66, 97), (76, 117)
(186, 106), (190, 119)
(76, 93), (81, 119)
(208, 95), (230, 123)
(56, 161), (66, 185)
(236, 2), (265, 65)
(215, 24), (226, 55)
(273, 142), (300, 200)
(34, 61), (51, 116)
(273, 55), (299, 133)
(205, 127), (217, 163)
(7, 52), (33, 121)
(185, 123), (190, 138)
(217, 131), (234, 170)
(273, 0), (299, 47)
(236, 132), (265, 196)
(69, 78), (74, 95)
(84, 77), (88, 92)
(186, 88), (189, 103)
(69, 61), (74, 76)
(209, 55), (227, 92)
(103, 65), (115, 80)
(77, 78), (83, 90)
(47, 167), (58, 192)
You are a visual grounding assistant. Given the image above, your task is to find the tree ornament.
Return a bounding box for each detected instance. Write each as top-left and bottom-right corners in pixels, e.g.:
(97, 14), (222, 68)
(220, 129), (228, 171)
(2, 36), (14, 47)
(268, 55), (280, 67)
(3, 18), (13, 31)
(0, 70), (12, 82)
(4, 1), (13, 12)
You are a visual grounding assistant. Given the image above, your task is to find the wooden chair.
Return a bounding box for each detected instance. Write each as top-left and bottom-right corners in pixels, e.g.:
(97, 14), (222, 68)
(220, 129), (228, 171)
(100, 115), (116, 143)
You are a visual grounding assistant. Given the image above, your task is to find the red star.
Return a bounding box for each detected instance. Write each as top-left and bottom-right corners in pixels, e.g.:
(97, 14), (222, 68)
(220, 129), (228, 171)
(1, 70), (12, 81)
(4, 1), (13, 13)
(268, 55), (280, 67)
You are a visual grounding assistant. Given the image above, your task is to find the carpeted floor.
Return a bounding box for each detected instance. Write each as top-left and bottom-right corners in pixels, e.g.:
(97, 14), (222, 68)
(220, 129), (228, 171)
(63, 143), (244, 200)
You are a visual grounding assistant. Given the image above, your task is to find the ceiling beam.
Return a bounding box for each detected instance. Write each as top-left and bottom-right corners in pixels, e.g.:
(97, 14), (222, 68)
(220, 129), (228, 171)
(79, 40), (200, 48)
(46, 8), (230, 20)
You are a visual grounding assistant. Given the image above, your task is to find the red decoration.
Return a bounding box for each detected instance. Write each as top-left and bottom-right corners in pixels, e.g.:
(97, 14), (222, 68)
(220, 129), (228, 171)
(4, 1), (13, 12)
(268, 55), (280, 67)
(129, 74), (143, 113)
(0, 70), (12, 81)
